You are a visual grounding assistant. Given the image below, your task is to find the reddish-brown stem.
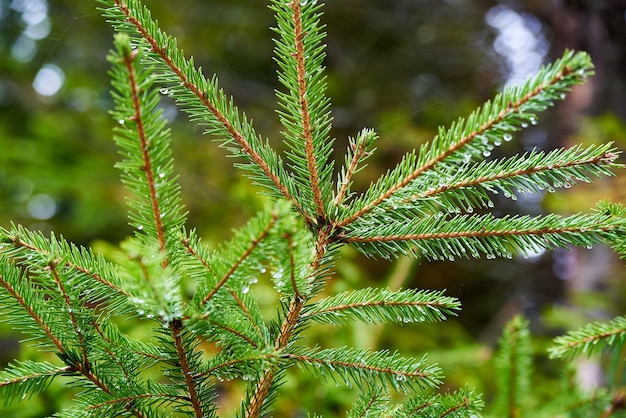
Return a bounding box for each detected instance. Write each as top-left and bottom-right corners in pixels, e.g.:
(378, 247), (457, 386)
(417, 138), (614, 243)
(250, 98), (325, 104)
(285, 234), (301, 299)
(182, 238), (213, 274)
(199, 212), (278, 307)
(169, 319), (204, 418)
(245, 228), (331, 418)
(290, 0), (325, 218)
(121, 46), (167, 262)
(113, 0), (309, 224)
(304, 299), (449, 317)
(358, 393), (379, 418)
(335, 66), (577, 228)
(341, 225), (611, 244)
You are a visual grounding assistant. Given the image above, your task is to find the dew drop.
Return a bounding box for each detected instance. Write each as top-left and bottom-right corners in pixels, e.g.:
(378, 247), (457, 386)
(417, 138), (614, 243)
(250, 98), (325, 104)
(559, 93), (566, 99)
(530, 116), (538, 125)
(137, 225), (144, 230)
(158, 172), (165, 178)
(242, 286), (250, 294)
(503, 133), (513, 142)
(494, 139), (502, 147)
(160, 88), (169, 95)
(521, 122), (528, 128)
(118, 119), (125, 125)
(483, 150), (491, 157)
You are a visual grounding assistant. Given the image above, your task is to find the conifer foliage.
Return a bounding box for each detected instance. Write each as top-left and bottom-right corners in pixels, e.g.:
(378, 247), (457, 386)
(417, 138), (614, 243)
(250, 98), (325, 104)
(0, 0), (625, 416)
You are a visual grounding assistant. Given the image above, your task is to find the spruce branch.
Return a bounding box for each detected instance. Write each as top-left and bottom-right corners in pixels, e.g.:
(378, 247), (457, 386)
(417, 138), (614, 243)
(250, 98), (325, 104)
(1, 225), (131, 311)
(169, 319), (205, 418)
(493, 316), (532, 418)
(398, 387), (484, 418)
(197, 208), (279, 308)
(99, 0), (309, 223)
(334, 128), (378, 208)
(109, 32), (186, 261)
(341, 211), (625, 260)
(302, 288), (460, 325)
(0, 361), (71, 406)
(549, 316), (626, 360)
(0, 258), (66, 353)
(272, 0), (334, 220)
(347, 389), (390, 418)
(393, 144), (620, 215)
(336, 50), (594, 227)
(286, 347), (442, 392)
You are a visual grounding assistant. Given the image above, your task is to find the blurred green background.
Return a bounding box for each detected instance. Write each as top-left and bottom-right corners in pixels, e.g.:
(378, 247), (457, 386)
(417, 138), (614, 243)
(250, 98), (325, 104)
(0, 0), (625, 415)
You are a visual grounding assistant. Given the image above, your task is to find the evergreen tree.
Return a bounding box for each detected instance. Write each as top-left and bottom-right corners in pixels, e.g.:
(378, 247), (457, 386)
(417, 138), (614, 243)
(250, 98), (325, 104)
(0, 0), (624, 416)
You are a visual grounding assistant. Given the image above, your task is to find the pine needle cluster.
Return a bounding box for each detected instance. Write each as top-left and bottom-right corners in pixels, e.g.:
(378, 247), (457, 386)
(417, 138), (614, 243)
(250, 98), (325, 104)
(0, 0), (624, 416)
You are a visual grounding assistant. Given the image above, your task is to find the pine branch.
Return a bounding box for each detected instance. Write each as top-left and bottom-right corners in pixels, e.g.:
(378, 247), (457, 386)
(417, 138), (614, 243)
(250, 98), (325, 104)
(302, 288), (460, 325)
(336, 50), (594, 227)
(272, 0), (334, 220)
(99, 0), (309, 223)
(549, 316), (626, 360)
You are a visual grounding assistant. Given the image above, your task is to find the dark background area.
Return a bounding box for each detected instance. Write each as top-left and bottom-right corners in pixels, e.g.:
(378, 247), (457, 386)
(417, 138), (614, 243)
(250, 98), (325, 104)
(0, 0), (625, 415)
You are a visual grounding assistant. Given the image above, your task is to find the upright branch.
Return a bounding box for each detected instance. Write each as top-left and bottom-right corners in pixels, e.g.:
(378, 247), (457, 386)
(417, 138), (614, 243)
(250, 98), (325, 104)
(290, 0), (325, 218)
(273, 0), (334, 222)
(120, 47), (167, 255)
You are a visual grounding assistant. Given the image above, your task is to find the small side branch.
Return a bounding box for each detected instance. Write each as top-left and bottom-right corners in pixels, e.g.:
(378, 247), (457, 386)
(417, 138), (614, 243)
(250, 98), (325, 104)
(199, 212), (278, 307)
(121, 47), (168, 258)
(48, 260), (89, 366)
(0, 274), (65, 353)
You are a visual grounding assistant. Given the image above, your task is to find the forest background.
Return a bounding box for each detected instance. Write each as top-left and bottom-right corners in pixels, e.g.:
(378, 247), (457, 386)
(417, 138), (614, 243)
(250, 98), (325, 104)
(0, 0), (625, 415)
